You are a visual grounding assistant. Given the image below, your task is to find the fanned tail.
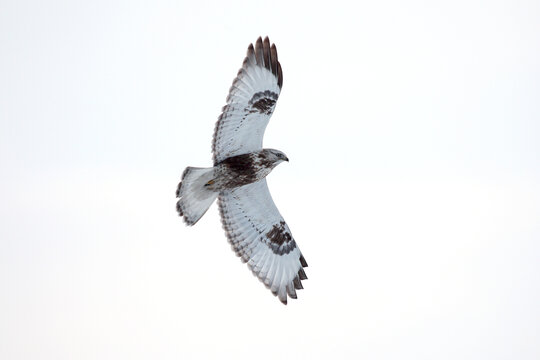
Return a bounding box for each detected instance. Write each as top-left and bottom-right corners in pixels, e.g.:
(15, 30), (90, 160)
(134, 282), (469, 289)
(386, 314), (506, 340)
(176, 167), (218, 226)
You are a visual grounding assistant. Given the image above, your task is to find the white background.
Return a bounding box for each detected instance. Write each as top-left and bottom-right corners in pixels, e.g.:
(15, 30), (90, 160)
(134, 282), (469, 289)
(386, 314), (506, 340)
(1, 0), (539, 359)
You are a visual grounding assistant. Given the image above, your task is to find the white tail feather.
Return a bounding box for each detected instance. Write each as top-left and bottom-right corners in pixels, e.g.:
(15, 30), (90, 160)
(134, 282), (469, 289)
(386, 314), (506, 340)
(176, 167), (218, 225)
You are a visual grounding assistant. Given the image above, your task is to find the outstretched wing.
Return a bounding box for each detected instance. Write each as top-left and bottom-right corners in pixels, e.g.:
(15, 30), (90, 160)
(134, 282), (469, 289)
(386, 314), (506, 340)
(218, 180), (308, 304)
(212, 37), (283, 164)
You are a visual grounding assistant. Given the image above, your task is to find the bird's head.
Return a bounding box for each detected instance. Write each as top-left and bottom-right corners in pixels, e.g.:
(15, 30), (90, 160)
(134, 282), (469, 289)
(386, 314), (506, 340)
(260, 148), (289, 167)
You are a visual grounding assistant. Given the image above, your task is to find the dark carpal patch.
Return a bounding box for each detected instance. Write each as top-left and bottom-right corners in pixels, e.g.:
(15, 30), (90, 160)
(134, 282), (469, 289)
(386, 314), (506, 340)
(267, 239), (297, 256)
(261, 221), (298, 255)
(249, 90), (278, 115)
(251, 97), (276, 114)
(266, 221), (292, 246)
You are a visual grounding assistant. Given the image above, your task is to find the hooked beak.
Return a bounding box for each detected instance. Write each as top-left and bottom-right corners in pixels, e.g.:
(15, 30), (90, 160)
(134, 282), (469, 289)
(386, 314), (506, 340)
(285, 157), (289, 162)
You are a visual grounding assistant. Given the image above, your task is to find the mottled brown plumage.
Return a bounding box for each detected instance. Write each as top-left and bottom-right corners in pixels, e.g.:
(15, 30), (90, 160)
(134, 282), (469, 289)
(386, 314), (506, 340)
(206, 149), (288, 191)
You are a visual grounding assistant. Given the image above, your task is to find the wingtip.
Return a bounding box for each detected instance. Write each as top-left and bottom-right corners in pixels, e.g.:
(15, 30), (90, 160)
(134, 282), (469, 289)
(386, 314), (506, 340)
(176, 200), (183, 216)
(176, 182), (181, 198)
(254, 37), (264, 65)
(298, 268), (308, 281)
(287, 284), (298, 299)
(246, 43), (254, 55)
(299, 254), (308, 267)
(277, 62), (283, 89)
(293, 276), (303, 290)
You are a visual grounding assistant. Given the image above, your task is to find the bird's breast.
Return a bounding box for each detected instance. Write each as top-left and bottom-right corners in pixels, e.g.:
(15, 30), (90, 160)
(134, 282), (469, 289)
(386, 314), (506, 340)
(214, 153), (273, 190)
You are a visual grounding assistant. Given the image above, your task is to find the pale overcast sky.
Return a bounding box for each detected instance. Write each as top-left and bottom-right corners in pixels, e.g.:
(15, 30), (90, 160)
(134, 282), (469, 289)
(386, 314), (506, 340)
(1, 0), (539, 359)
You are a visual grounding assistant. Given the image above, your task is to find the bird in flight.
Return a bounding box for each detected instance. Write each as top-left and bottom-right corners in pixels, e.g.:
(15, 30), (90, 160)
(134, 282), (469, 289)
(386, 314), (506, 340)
(176, 37), (307, 304)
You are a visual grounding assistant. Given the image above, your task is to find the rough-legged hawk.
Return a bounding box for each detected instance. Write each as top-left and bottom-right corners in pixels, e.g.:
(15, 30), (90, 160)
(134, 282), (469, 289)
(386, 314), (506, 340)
(176, 37), (307, 305)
